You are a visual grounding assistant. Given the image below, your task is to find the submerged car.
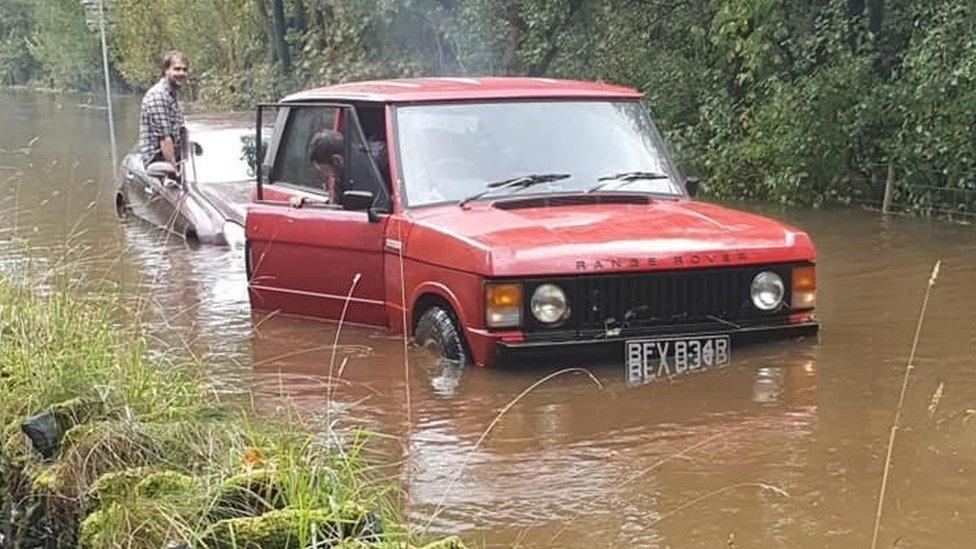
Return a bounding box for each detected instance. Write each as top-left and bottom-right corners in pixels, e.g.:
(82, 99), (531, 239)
(116, 114), (261, 247)
(246, 77), (819, 374)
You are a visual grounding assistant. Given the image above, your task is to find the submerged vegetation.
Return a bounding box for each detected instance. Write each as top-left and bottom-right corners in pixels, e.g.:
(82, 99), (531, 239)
(3, 0), (976, 215)
(0, 276), (464, 548)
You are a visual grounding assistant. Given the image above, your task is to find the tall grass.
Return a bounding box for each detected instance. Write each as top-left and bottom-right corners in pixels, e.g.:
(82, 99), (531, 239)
(0, 277), (200, 427)
(0, 272), (456, 548)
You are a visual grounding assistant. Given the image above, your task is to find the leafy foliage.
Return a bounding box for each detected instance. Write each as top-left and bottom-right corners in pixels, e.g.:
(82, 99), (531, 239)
(889, 2), (976, 215)
(25, 0), (101, 90)
(0, 0), (39, 85)
(2, 0), (975, 212)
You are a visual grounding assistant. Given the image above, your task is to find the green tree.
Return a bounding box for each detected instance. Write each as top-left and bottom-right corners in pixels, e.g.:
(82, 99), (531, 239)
(27, 0), (101, 90)
(0, 0), (39, 85)
(7, 0), (976, 215)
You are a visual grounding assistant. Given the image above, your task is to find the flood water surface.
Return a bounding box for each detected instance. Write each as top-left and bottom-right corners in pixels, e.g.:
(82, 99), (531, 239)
(3, 90), (976, 547)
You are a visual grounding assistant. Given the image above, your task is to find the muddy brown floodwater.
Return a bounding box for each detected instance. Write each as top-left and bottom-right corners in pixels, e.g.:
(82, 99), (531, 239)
(3, 89), (976, 547)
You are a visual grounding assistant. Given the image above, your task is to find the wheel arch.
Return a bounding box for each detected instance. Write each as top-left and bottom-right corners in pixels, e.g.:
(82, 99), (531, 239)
(412, 290), (472, 364)
(410, 285), (465, 334)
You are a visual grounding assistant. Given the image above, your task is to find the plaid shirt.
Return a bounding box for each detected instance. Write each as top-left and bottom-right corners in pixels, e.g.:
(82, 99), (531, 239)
(138, 78), (185, 166)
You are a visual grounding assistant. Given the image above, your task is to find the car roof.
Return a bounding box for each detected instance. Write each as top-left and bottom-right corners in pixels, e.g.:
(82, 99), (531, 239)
(280, 77), (644, 104)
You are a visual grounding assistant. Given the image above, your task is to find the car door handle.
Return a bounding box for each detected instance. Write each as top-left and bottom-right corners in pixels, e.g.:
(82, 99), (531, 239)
(289, 196), (329, 208)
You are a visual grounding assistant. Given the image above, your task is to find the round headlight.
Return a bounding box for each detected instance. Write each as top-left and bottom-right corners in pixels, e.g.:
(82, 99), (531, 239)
(531, 284), (570, 324)
(751, 271), (785, 311)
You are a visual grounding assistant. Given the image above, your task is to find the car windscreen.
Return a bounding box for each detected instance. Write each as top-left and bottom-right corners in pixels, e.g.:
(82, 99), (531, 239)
(187, 129), (262, 184)
(395, 100), (684, 207)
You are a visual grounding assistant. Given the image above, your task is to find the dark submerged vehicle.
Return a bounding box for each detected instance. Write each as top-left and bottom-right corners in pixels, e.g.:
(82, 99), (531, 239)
(115, 114), (262, 247)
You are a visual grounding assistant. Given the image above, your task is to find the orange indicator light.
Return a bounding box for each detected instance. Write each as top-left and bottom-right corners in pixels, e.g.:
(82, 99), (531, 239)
(486, 283), (522, 327)
(792, 265), (817, 310)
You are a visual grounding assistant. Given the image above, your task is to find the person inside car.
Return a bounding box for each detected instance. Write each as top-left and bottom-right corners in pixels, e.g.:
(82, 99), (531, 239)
(307, 129), (344, 199)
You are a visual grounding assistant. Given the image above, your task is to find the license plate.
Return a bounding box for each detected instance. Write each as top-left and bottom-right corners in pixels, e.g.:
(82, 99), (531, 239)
(625, 335), (731, 385)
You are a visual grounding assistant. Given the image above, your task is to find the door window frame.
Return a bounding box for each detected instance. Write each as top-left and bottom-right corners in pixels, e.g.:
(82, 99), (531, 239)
(255, 101), (393, 212)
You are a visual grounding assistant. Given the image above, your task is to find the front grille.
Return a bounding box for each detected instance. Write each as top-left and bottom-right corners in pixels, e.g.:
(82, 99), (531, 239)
(522, 263), (797, 333)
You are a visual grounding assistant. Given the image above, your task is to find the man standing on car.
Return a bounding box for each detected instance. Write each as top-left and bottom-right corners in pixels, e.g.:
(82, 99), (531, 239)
(139, 51), (188, 175)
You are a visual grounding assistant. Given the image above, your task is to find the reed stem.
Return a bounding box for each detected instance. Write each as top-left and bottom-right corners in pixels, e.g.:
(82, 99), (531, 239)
(870, 260), (941, 549)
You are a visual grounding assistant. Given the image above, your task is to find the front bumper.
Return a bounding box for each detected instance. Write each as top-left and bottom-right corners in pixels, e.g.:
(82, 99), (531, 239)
(492, 319), (819, 367)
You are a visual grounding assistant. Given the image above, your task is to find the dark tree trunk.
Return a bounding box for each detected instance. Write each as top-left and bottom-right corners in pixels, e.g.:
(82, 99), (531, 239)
(425, 4), (460, 75)
(501, 2), (523, 75)
(293, 0), (307, 35)
(433, 23), (461, 75)
(846, 0), (866, 50)
(866, 0), (883, 34)
(866, 0), (886, 74)
(528, 0), (584, 76)
(270, 0), (292, 74)
(310, 2), (330, 50)
(253, 0), (278, 63)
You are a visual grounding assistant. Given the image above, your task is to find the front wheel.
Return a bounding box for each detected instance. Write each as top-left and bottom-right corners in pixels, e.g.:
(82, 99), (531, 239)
(414, 306), (468, 364)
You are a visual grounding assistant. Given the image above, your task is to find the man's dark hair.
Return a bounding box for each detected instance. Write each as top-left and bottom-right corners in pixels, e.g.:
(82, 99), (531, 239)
(161, 51), (188, 75)
(308, 129), (344, 166)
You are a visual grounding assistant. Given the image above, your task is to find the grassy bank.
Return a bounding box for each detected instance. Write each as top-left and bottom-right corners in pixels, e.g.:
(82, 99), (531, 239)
(0, 277), (463, 548)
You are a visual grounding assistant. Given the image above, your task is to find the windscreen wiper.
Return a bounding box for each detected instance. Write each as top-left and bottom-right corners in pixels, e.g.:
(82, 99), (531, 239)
(586, 171), (670, 193)
(458, 173), (571, 207)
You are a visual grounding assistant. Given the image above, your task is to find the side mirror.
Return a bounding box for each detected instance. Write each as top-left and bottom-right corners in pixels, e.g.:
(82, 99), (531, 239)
(685, 176), (701, 198)
(191, 142), (203, 156)
(342, 189), (375, 211)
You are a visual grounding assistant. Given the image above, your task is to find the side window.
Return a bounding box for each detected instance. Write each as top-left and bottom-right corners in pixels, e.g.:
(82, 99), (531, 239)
(271, 106), (338, 192)
(268, 104), (391, 211)
(342, 109), (392, 212)
(355, 105), (390, 186)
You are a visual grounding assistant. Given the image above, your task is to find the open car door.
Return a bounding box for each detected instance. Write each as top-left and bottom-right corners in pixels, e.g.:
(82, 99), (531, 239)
(245, 104), (393, 326)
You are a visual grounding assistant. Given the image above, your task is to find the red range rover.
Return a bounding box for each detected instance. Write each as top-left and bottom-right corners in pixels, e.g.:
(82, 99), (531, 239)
(245, 77), (818, 380)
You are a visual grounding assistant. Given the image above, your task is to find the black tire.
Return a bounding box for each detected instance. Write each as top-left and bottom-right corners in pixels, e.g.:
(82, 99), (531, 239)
(414, 306), (468, 364)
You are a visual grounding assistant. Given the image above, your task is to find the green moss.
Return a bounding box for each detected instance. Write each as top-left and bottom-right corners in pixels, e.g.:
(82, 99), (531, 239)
(89, 466), (156, 503)
(203, 509), (340, 548)
(134, 470), (198, 498)
(139, 405), (228, 424)
(49, 396), (104, 432)
(1, 420), (31, 466)
(30, 463), (59, 492)
(78, 507), (107, 549)
(213, 468), (284, 519)
(336, 501), (382, 539)
(62, 419), (203, 451)
(59, 419), (234, 484)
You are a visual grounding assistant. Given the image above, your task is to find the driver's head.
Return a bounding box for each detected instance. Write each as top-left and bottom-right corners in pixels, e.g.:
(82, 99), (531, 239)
(308, 129), (343, 172)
